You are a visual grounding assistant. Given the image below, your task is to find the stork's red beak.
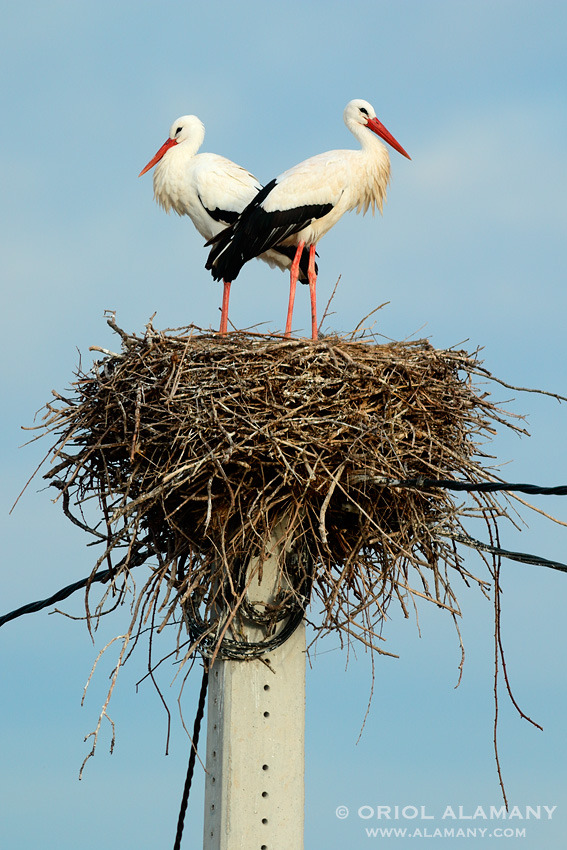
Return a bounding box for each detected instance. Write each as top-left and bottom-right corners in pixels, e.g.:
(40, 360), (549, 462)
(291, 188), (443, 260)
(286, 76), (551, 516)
(366, 117), (411, 160)
(138, 137), (178, 176)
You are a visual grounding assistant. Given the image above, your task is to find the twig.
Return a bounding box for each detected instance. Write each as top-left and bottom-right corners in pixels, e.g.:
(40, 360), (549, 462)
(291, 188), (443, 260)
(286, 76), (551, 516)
(318, 275), (341, 332)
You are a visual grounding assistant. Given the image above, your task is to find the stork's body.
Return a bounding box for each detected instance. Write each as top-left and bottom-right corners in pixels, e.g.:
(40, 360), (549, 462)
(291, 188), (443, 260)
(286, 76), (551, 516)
(206, 99), (410, 339)
(139, 115), (310, 333)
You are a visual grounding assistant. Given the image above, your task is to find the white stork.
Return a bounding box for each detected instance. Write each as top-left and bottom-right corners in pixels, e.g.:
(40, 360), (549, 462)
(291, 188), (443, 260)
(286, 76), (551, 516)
(139, 115), (312, 334)
(206, 99), (411, 339)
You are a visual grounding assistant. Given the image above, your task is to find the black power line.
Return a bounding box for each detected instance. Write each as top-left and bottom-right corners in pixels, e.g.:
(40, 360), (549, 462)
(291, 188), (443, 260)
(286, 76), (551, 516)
(173, 666), (209, 850)
(0, 568), (114, 629)
(445, 532), (567, 573)
(381, 477), (567, 496)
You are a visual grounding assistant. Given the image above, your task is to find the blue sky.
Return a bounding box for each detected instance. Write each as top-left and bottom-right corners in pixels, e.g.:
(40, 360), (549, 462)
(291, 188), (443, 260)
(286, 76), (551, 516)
(1, 1), (566, 847)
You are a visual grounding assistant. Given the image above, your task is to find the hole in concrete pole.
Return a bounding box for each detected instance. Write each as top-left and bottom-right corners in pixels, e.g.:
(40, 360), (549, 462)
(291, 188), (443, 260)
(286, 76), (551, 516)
(261, 845), (268, 849)
(263, 684), (270, 691)
(262, 764), (269, 771)
(263, 711), (270, 717)
(262, 818), (268, 824)
(262, 791), (268, 798)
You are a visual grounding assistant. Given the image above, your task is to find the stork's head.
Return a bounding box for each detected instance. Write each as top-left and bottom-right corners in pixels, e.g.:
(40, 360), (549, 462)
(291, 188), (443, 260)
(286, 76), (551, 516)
(344, 99), (411, 160)
(139, 115), (206, 176)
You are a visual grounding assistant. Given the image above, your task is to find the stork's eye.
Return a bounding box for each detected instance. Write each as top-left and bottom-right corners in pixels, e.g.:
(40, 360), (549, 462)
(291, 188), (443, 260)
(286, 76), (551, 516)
(175, 126), (182, 135)
(359, 107), (369, 116)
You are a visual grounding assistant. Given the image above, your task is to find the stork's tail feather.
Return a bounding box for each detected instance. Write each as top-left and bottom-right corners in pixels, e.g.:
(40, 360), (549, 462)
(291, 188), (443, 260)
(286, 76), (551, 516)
(205, 232), (318, 284)
(205, 227), (246, 283)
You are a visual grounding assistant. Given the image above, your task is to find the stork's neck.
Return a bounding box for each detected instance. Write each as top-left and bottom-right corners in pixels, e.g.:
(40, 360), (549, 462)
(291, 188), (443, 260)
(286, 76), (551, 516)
(153, 135), (204, 214)
(351, 122), (391, 182)
(352, 121), (387, 156)
(348, 122), (392, 215)
(176, 127), (205, 159)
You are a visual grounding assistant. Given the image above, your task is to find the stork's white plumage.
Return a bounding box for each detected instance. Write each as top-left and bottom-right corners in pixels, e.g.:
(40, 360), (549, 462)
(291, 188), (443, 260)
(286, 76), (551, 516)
(139, 115), (312, 334)
(206, 99), (410, 339)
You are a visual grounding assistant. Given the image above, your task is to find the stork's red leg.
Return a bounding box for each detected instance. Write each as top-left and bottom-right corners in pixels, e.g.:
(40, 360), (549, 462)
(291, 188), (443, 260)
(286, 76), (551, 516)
(307, 244), (318, 340)
(285, 241), (305, 338)
(219, 280), (231, 335)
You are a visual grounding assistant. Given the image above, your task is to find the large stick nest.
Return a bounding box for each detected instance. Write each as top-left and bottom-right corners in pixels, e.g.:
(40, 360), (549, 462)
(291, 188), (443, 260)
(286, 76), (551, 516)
(39, 319), (525, 660)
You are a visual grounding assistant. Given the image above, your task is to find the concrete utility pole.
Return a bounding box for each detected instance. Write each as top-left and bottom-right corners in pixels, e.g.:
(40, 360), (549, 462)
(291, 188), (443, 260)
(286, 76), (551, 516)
(202, 528), (306, 850)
